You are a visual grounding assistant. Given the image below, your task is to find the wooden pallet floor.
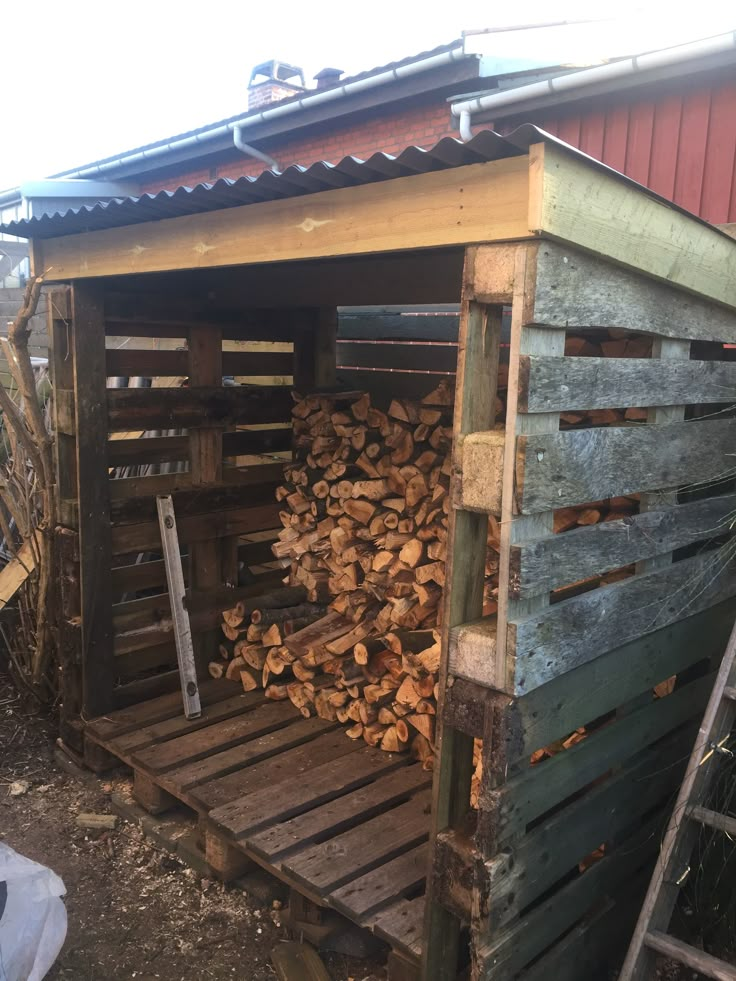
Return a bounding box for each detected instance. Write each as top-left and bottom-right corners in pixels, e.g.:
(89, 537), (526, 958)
(85, 679), (429, 965)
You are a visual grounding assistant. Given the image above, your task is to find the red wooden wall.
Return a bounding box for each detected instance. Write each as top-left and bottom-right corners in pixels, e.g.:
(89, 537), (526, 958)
(504, 79), (736, 224)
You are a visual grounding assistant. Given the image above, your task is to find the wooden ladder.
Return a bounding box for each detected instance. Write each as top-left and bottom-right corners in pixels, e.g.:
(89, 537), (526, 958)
(619, 618), (736, 981)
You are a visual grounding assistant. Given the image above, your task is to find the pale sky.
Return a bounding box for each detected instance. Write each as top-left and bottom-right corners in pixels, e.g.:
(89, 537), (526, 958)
(1, 0), (734, 190)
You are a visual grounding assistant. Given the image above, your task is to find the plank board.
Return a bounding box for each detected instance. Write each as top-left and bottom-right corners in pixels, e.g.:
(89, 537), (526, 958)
(86, 677), (236, 743)
(372, 896), (425, 958)
(245, 764), (431, 862)
(477, 821), (657, 979)
(0, 533), (39, 606)
(515, 418), (736, 514)
(111, 503), (280, 553)
(508, 550), (736, 693)
(205, 744), (408, 832)
(507, 599), (735, 760)
(519, 895), (639, 981)
(107, 385), (292, 431)
(281, 790), (431, 893)
(72, 281), (115, 716)
(108, 691), (265, 757)
(533, 142), (736, 311)
(106, 347), (293, 378)
(519, 355), (736, 413)
(510, 493), (736, 600)
(487, 674), (710, 840)
(330, 843), (428, 920)
(525, 239), (736, 342)
(107, 427), (292, 467)
(163, 718), (337, 795)
(131, 699), (299, 774)
(485, 727), (692, 925)
(110, 475), (280, 524)
(337, 341), (457, 373)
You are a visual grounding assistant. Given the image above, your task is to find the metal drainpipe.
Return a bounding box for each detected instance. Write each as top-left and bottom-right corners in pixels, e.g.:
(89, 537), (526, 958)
(232, 125), (279, 171)
(458, 110), (474, 143)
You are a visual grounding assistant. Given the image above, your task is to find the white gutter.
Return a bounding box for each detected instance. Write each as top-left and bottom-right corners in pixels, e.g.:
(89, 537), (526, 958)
(453, 30), (736, 141)
(7, 47), (468, 193)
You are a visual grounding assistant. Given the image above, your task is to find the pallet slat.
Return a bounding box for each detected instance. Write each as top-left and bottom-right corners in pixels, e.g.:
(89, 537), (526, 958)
(107, 385), (292, 430)
(281, 790), (431, 893)
(485, 727), (692, 925)
(336, 341), (457, 373)
(330, 843), (428, 920)
(510, 493), (736, 601)
(204, 743), (409, 830)
(508, 550), (736, 693)
(131, 699), (299, 774)
(109, 469), (282, 514)
(371, 896), (425, 958)
(106, 348), (293, 378)
(163, 718), (337, 796)
(515, 418), (736, 514)
(506, 600), (735, 760)
(527, 240), (736, 343)
(487, 674), (710, 841)
(245, 765), (431, 863)
(107, 427), (292, 467)
(519, 355), (736, 412)
(112, 503), (280, 552)
(477, 817), (660, 979)
(85, 677), (236, 743)
(107, 691), (266, 757)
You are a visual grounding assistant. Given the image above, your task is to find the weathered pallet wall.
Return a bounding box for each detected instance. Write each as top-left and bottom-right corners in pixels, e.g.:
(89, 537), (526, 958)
(429, 240), (736, 981)
(55, 293), (465, 718)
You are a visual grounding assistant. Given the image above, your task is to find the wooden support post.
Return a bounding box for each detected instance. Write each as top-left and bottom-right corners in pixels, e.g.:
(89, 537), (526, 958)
(495, 245), (565, 683)
(387, 950), (422, 981)
(424, 246), (505, 981)
(133, 770), (177, 815)
(71, 281), (115, 718)
(83, 735), (118, 774)
(49, 288), (84, 734)
(188, 325), (223, 672)
(293, 308), (337, 392)
(49, 287), (78, 527)
(205, 828), (253, 881)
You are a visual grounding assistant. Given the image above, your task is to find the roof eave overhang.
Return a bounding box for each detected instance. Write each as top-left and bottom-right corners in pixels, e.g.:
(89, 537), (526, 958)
(56, 57), (484, 186)
(462, 48), (736, 124)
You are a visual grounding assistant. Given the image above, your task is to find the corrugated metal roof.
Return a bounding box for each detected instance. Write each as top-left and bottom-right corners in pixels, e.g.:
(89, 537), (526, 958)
(2, 125), (726, 241)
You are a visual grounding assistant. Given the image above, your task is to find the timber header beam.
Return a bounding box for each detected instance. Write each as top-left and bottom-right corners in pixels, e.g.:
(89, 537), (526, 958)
(35, 157), (530, 281)
(32, 143), (736, 311)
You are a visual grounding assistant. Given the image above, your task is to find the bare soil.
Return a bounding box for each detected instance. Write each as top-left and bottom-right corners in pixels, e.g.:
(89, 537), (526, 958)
(0, 672), (386, 981)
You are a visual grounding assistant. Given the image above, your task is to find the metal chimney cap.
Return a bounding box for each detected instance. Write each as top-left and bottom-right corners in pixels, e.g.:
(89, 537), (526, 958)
(249, 60), (305, 87)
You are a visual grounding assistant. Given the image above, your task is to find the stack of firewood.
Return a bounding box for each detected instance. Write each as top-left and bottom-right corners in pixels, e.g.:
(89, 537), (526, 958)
(274, 382), (499, 625)
(215, 586), (438, 764)
(212, 382), (498, 765)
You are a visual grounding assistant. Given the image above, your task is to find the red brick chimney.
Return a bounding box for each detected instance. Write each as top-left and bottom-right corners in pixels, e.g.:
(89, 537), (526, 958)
(248, 60), (306, 111)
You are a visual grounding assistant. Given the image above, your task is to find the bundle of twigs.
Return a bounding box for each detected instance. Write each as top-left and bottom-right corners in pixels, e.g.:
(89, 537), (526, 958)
(0, 276), (57, 701)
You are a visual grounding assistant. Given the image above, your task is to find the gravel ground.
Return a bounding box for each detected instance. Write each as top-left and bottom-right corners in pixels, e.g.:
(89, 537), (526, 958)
(0, 671), (387, 981)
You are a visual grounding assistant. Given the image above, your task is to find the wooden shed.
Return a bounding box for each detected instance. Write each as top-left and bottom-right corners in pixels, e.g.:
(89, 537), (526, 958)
(8, 125), (736, 980)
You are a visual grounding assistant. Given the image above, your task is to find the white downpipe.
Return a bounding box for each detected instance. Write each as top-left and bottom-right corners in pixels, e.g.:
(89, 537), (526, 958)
(232, 127), (279, 170)
(452, 30), (736, 140)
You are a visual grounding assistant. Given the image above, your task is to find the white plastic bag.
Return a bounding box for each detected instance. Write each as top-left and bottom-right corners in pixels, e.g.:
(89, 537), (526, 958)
(0, 843), (67, 981)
